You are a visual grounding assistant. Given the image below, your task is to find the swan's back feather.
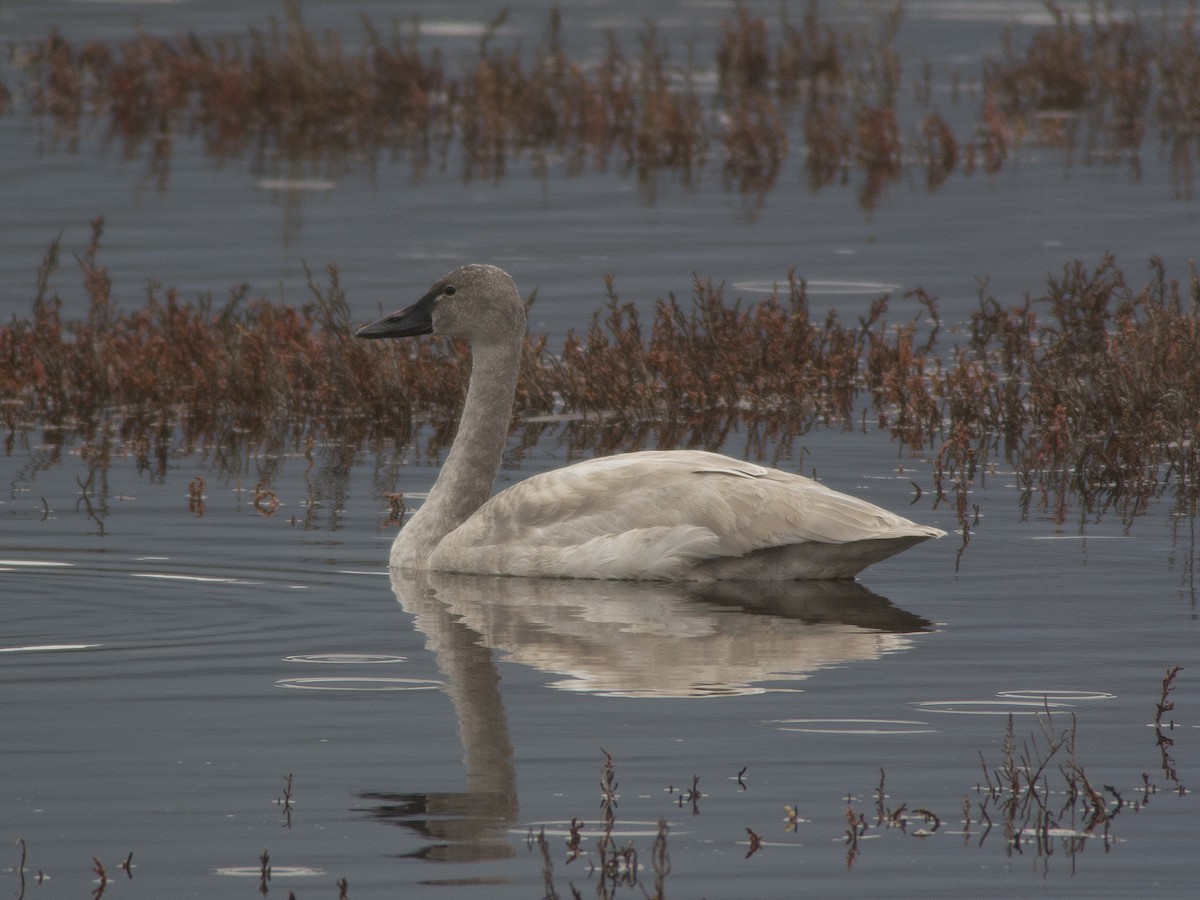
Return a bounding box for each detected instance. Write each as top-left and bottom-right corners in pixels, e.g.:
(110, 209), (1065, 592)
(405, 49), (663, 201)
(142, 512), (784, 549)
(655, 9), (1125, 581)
(428, 450), (943, 580)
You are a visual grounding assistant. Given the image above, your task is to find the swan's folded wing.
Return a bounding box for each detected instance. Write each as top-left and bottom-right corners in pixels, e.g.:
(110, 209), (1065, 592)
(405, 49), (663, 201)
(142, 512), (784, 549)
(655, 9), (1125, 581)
(429, 450), (943, 579)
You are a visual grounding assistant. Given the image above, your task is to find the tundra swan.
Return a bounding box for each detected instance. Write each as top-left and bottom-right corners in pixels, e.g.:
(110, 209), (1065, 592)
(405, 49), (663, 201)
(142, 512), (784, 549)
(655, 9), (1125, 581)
(357, 264), (944, 579)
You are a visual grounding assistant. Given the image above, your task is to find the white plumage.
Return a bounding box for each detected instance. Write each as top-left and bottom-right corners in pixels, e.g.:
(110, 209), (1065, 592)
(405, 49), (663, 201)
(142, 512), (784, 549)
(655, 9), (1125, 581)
(358, 264), (944, 580)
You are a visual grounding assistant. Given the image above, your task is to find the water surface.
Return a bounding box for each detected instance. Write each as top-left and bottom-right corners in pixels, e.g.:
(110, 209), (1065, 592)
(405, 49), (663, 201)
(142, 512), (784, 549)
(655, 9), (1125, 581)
(2, 2), (1197, 897)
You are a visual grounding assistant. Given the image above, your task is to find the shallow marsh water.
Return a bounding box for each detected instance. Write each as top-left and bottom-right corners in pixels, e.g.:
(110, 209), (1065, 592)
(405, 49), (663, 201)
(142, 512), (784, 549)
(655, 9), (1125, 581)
(2, 1), (1199, 898)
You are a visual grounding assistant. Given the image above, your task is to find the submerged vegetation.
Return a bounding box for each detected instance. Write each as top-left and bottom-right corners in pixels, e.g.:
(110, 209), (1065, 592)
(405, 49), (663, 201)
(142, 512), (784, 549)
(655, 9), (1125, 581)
(3, 221), (1200, 541)
(8, 1), (1200, 207)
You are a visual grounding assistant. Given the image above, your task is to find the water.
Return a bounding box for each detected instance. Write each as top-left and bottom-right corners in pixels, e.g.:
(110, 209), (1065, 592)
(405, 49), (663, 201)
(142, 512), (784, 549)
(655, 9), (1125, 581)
(2, 1), (1198, 897)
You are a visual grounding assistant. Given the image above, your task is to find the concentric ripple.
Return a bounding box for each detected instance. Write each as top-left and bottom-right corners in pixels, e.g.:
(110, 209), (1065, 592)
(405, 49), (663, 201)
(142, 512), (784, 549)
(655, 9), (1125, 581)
(912, 700), (1074, 716)
(274, 676), (442, 692)
(514, 820), (678, 839)
(282, 654), (407, 665)
(215, 865), (324, 877)
(996, 689), (1115, 701)
(766, 718), (936, 735)
(0, 643), (100, 653)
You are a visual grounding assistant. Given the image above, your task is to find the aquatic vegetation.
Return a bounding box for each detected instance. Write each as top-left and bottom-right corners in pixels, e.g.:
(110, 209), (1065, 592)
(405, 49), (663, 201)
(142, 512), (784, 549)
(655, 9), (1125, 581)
(1156, 666), (1185, 792)
(4, 225), (1200, 532)
(944, 255), (1200, 527)
(12, 2), (1200, 207)
(527, 751), (668, 898)
(257, 849), (269, 896)
(277, 773), (294, 829)
(523, 672), (1190, 888)
(976, 710), (1119, 859)
(836, 708), (1123, 871)
(983, 3), (1152, 163)
(852, 671), (1190, 870)
(530, 674), (1188, 885)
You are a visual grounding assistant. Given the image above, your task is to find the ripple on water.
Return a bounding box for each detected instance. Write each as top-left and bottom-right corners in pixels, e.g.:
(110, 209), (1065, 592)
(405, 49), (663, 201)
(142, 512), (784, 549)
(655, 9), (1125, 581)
(274, 676), (442, 692)
(765, 718), (936, 735)
(0, 644), (100, 653)
(215, 866), (324, 878)
(996, 689), (1115, 701)
(282, 654), (408, 665)
(130, 572), (262, 585)
(912, 700), (1076, 716)
(513, 820), (680, 840)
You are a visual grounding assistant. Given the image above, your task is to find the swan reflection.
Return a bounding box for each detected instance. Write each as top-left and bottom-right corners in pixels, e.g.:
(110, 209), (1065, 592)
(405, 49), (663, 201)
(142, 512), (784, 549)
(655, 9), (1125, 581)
(358, 572), (931, 864)
(405, 572), (932, 698)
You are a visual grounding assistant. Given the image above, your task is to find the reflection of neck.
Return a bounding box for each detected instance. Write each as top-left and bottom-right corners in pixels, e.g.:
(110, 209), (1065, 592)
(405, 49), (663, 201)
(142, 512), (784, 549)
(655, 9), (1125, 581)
(406, 577), (517, 808)
(392, 340), (521, 568)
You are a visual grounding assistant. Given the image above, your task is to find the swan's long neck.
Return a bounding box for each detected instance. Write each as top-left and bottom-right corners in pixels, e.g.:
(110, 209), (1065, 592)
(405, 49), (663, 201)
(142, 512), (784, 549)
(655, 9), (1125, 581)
(392, 336), (521, 568)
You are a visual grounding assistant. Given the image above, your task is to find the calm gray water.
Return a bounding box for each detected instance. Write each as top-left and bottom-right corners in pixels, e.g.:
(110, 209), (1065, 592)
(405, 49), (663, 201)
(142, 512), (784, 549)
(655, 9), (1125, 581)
(2, 1), (1198, 898)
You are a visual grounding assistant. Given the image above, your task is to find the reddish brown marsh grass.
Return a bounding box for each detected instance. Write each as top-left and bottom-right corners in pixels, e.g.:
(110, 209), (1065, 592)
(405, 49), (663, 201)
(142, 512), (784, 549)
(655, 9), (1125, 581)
(1154, 5), (1200, 195)
(554, 270), (881, 459)
(979, 2), (1200, 186)
(983, 4), (1144, 162)
(29, 2), (1200, 206)
(18, 2), (1200, 206)
(974, 256), (1200, 521)
(5, 225), (1200, 531)
(1, 219), (463, 463)
(15, 1), (712, 194)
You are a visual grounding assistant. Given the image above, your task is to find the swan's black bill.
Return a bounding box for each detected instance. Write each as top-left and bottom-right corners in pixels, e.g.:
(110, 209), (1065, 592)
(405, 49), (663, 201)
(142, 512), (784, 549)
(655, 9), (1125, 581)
(356, 291), (436, 339)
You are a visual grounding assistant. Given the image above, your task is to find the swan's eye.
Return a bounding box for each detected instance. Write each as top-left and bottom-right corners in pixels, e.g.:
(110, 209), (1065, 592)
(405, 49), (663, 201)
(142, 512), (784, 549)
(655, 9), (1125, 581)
(443, 285), (457, 297)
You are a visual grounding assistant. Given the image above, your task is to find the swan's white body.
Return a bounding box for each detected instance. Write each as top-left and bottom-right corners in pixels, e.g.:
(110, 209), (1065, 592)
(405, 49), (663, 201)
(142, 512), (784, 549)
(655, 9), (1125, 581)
(423, 450), (940, 579)
(358, 264), (944, 581)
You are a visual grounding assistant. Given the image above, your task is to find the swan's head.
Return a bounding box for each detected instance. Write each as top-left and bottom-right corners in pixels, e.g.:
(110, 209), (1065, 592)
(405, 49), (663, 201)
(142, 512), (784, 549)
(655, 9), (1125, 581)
(356, 264), (526, 345)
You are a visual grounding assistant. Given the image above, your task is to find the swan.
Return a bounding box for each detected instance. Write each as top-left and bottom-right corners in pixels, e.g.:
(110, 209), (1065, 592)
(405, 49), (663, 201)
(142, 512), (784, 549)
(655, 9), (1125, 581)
(357, 264), (945, 580)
